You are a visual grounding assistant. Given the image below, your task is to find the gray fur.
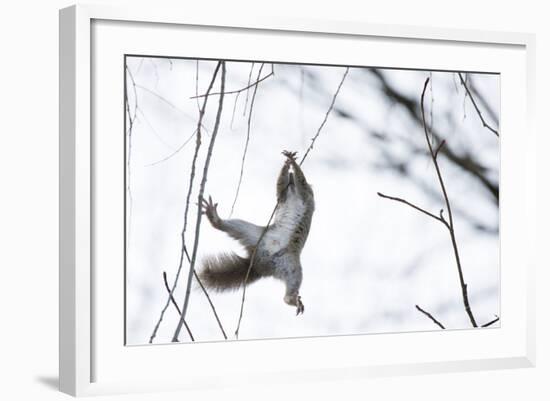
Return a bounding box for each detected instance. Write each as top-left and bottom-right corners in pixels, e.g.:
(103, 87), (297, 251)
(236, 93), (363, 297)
(199, 153), (314, 314)
(199, 252), (260, 292)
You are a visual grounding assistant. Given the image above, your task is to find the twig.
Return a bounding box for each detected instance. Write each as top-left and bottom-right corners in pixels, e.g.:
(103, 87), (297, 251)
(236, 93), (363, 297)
(229, 64), (265, 217)
(370, 69), (499, 202)
(434, 139), (446, 160)
(230, 91), (240, 130)
(195, 60), (201, 112)
(185, 246), (228, 339)
(300, 67), (349, 164)
(145, 128), (197, 167)
(149, 62), (222, 344)
(377, 192), (448, 227)
(162, 271), (195, 341)
(481, 316), (500, 327)
(149, 58), (160, 87)
(234, 201), (280, 339)
(192, 65), (273, 99)
(135, 84), (205, 130)
(469, 80), (499, 123)
(243, 62), (255, 116)
(420, 78), (478, 328)
(137, 108), (176, 151)
(234, 67), (349, 338)
(125, 65), (138, 260)
(172, 61), (227, 342)
(379, 77), (478, 328)
(458, 73), (499, 137)
(415, 305), (445, 329)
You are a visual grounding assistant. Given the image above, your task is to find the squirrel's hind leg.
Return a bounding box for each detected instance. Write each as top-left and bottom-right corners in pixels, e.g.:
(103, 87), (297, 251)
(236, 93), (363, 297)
(279, 263), (304, 315)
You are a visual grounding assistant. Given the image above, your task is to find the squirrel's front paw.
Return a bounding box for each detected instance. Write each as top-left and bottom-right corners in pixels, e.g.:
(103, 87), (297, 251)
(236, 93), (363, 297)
(201, 195), (222, 227)
(282, 150), (298, 162)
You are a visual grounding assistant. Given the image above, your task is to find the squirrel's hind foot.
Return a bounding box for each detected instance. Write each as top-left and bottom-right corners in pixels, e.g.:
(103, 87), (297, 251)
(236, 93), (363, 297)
(284, 294), (305, 316)
(296, 296), (304, 315)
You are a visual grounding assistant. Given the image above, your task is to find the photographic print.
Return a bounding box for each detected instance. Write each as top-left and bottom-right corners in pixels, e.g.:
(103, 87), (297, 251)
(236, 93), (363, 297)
(124, 57), (500, 345)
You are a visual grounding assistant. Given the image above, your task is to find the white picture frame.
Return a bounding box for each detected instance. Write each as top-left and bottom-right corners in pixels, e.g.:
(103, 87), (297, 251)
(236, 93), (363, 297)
(59, 3), (536, 397)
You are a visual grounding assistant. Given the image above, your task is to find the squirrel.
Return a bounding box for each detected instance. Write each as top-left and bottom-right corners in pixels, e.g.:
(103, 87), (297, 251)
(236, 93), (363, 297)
(198, 150), (315, 315)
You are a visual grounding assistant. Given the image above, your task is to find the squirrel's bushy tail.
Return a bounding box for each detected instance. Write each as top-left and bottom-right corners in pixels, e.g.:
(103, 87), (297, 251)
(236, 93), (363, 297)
(198, 252), (260, 292)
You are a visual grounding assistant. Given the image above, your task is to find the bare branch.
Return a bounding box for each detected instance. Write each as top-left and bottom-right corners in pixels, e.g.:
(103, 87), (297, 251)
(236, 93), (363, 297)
(468, 79), (499, 123)
(229, 91), (240, 130)
(243, 62), (255, 116)
(420, 77), (478, 327)
(135, 83), (207, 131)
(458, 72), (499, 137)
(191, 67), (273, 99)
(379, 77), (478, 328)
(434, 139), (446, 160)
(185, 246), (228, 339)
(481, 316), (500, 328)
(172, 61), (227, 342)
(300, 67), (349, 165)
(369, 69), (499, 202)
(149, 62), (222, 344)
(377, 192), (446, 226)
(230, 64), (265, 217)
(125, 64), (138, 262)
(136, 108), (177, 150)
(145, 128), (197, 167)
(234, 200), (280, 339)
(415, 305), (446, 329)
(195, 60), (201, 112)
(162, 271), (195, 342)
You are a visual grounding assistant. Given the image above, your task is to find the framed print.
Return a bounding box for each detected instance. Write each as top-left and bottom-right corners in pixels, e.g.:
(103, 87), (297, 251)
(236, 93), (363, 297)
(59, 4), (536, 396)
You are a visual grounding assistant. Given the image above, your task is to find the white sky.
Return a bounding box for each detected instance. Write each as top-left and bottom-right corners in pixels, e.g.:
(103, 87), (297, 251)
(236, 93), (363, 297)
(124, 57), (500, 345)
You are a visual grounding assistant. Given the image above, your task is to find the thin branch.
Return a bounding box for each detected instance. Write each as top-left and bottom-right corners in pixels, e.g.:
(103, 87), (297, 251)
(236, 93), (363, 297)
(434, 139), (446, 160)
(192, 66), (273, 99)
(234, 67), (349, 338)
(162, 271), (195, 341)
(243, 62), (255, 116)
(145, 128), (197, 167)
(369, 69), (499, 202)
(163, 272), (181, 314)
(229, 64), (265, 217)
(468, 80), (499, 123)
(135, 84), (207, 130)
(379, 77), (478, 328)
(415, 305), (446, 329)
(149, 62), (222, 344)
(172, 61), (227, 342)
(481, 316), (500, 327)
(420, 77), (478, 327)
(125, 65), (138, 260)
(234, 200), (280, 339)
(300, 67), (349, 165)
(377, 192), (447, 227)
(185, 246), (228, 339)
(230, 91), (240, 130)
(195, 60), (201, 112)
(137, 108), (177, 150)
(458, 72), (499, 137)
